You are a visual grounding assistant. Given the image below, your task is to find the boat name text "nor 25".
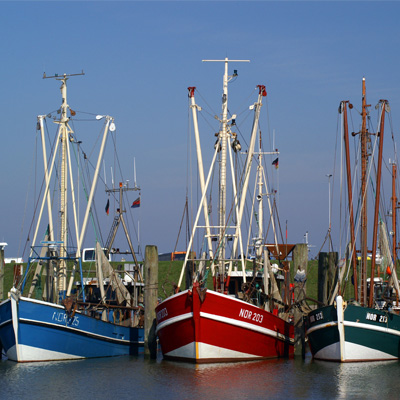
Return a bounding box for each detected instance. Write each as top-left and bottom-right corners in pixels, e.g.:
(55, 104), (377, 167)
(52, 311), (79, 327)
(239, 308), (263, 323)
(366, 312), (388, 323)
(156, 308), (168, 322)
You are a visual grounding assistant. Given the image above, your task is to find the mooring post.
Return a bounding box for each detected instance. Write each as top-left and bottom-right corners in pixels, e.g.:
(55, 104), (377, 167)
(318, 252), (338, 305)
(292, 243), (308, 357)
(144, 245), (158, 359)
(0, 244), (5, 359)
(0, 244), (5, 301)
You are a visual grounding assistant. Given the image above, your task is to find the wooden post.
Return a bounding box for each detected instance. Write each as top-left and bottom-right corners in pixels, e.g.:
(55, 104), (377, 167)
(0, 245), (5, 301)
(318, 252), (338, 305)
(144, 245), (158, 359)
(293, 243), (308, 297)
(0, 244), (5, 359)
(292, 243), (308, 357)
(318, 252), (328, 305)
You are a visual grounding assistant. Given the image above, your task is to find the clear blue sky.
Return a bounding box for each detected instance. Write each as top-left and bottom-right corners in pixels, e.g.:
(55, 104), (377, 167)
(1, 1), (400, 260)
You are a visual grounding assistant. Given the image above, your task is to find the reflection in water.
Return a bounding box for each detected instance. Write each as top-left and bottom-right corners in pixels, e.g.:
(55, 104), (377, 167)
(335, 360), (398, 399)
(1, 352), (400, 399)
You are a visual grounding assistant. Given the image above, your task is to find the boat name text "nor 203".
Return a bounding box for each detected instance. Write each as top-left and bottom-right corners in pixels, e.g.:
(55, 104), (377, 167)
(52, 311), (79, 327)
(156, 308), (168, 322)
(239, 308), (263, 323)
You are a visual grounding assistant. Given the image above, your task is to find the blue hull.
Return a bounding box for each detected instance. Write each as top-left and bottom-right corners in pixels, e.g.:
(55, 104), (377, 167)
(0, 295), (144, 362)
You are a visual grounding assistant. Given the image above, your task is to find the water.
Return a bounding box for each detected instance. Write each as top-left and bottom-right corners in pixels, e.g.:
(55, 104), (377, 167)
(1, 351), (399, 399)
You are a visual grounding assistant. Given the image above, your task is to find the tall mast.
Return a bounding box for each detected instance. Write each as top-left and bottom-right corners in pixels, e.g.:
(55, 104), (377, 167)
(391, 162), (399, 305)
(219, 59), (230, 275)
(392, 163), (398, 267)
(43, 73), (82, 299)
(360, 77), (370, 306)
(202, 58), (249, 283)
(342, 101), (358, 302)
(187, 87), (214, 260)
(257, 131), (263, 258)
(58, 77), (69, 297)
(368, 100), (387, 307)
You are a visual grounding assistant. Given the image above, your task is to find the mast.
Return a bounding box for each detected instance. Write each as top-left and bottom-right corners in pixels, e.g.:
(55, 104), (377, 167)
(392, 163), (398, 269)
(43, 72), (84, 300)
(105, 181), (142, 274)
(231, 85), (265, 266)
(202, 58), (249, 289)
(391, 163), (399, 305)
(254, 128), (279, 259)
(58, 77), (69, 298)
(360, 77), (370, 306)
(187, 87), (214, 261)
(257, 131), (263, 259)
(176, 58), (250, 291)
(368, 99), (387, 307)
(342, 101), (358, 302)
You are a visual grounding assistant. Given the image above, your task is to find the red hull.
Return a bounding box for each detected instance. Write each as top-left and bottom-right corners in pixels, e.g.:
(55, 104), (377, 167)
(156, 287), (294, 363)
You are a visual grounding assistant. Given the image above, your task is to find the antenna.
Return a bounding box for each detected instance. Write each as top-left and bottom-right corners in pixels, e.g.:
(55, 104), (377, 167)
(202, 58), (250, 63)
(43, 70), (85, 80)
(134, 157), (137, 188)
(103, 160), (107, 186)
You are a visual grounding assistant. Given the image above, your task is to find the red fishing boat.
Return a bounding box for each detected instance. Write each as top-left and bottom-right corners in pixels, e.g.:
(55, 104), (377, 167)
(156, 58), (294, 363)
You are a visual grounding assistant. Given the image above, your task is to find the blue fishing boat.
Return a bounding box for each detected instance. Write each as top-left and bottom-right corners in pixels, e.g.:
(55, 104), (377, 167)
(0, 73), (144, 362)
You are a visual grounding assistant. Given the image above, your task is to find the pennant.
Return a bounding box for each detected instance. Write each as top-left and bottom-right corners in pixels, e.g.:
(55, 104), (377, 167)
(131, 197), (141, 208)
(105, 199), (110, 215)
(272, 158), (279, 169)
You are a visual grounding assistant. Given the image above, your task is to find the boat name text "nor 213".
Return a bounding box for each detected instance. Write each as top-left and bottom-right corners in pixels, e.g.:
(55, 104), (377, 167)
(156, 308), (168, 322)
(52, 311), (79, 327)
(239, 308), (263, 323)
(366, 312), (388, 323)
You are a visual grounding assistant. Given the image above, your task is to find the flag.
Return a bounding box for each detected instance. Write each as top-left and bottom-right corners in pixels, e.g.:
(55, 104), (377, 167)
(272, 158), (279, 169)
(131, 197), (140, 208)
(105, 199), (110, 215)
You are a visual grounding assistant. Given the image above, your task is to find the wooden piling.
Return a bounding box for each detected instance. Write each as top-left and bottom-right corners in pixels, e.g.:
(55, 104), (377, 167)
(318, 252), (338, 305)
(0, 246), (4, 301)
(0, 246), (4, 359)
(292, 243), (308, 358)
(144, 245), (158, 359)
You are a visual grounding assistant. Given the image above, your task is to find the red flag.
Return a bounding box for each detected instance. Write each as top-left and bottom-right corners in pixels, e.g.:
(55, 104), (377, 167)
(105, 199), (110, 215)
(131, 197), (140, 208)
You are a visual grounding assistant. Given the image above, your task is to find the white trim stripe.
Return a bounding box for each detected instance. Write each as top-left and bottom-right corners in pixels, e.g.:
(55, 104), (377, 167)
(307, 320), (400, 338)
(155, 312), (193, 334)
(306, 321), (338, 335)
(20, 318), (134, 344)
(345, 320), (400, 337)
(0, 318), (12, 328)
(200, 312), (294, 343)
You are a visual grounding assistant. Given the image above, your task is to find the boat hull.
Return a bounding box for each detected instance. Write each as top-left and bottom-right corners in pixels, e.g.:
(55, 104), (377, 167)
(155, 287), (294, 363)
(306, 296), (400, 362)
(0, 294), (144, 362)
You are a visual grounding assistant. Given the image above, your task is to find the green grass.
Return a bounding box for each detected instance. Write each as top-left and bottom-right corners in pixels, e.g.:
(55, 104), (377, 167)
(2, 258), (398, 304)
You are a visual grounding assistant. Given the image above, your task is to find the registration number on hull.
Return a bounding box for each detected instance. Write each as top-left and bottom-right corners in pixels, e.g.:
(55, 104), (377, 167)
(309, 311), (323, 324)
(366, 312), (387, 324)
(239, 308), (263, 323)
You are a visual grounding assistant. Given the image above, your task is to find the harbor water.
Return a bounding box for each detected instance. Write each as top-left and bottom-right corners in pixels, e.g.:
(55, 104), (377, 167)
(1, 350), (400, 399)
